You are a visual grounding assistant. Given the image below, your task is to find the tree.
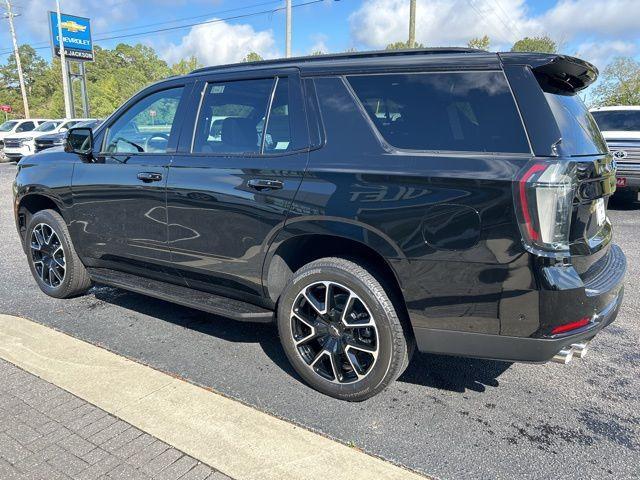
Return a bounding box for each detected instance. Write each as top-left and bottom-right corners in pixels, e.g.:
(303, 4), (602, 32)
(310, 50), (326, 56)
(591, 57), (640, 107)
(385, 40), (425, 50)
(242, 52), (264, 63)
(511, 36), (557, 54)
(171, 56), (202, 75)
(467, 35), (490, 50)
(0, 45), (47, 90)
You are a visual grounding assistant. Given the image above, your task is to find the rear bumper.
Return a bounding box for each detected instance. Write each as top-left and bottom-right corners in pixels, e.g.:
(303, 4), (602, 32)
(415, 244), (626, 363)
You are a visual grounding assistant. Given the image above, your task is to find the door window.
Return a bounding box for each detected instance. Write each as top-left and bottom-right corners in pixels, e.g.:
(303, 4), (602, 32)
(16, 121), (35, 132)
(104, 87), (184, 154)
(192, 78), (273, 154)
(264, 78), (292, 153)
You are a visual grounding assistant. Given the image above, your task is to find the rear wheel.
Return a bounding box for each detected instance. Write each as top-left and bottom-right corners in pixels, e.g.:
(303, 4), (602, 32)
(25, 209), (92, 298)
(277, 257), (412, 401)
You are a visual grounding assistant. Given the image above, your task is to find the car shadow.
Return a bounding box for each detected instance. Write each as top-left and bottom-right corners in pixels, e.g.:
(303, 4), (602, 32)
(92, 285), (512, 395)
(608, 196), (640, 210)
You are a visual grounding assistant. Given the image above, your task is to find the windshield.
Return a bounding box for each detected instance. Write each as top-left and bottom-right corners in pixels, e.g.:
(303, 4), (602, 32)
(74, 119), (100, 129)
(34, 121), (61, 132)
(0, 121), (18, 132)
(544, 93), (608, 155)
(591, 110), (640, 132)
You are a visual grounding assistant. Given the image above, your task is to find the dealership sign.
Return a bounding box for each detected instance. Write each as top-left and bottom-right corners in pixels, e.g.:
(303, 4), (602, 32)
(49, 12), (94, 61)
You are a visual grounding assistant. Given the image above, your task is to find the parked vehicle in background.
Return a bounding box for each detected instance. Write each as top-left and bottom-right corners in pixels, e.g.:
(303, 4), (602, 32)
(14, 49), (625, 400)
(0, 119), (50, 159)
(3, 119), (85, 161)
(590, 106), (640, 203)
(34, 119), (103, 153)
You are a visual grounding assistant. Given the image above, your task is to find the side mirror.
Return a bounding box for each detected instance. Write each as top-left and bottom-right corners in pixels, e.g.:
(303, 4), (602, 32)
(65, 127), (93, 156)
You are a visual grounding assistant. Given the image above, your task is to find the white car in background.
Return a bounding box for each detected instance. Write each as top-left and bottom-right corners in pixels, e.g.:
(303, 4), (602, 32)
(3, 119), (85, 161)
(0, 119), (50, 159)
(590, 106), (640, 202)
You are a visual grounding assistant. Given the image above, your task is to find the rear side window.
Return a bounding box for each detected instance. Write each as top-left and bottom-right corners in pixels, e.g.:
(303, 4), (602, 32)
(347, 71), (530, 153)
(544, 93), (607, 155)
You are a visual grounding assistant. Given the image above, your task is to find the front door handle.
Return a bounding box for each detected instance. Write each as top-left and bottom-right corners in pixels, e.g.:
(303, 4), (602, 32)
(137, 172), (163, 183)
(247, 179), (283, 191)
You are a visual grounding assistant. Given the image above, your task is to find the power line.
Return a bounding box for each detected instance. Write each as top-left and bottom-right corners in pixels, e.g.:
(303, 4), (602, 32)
(0, 0), (287, 55)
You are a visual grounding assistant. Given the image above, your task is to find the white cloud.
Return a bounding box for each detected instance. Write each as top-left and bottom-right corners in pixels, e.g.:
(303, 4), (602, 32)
(575, 40), (638, 71)
(349, 0), (640, 57)
(162, 20), (278, 66)
(309, 33), (329, 54)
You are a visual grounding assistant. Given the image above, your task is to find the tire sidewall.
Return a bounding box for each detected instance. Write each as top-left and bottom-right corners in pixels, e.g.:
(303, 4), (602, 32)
(278, 262), (396, 401)
(25, 210), (77, 298)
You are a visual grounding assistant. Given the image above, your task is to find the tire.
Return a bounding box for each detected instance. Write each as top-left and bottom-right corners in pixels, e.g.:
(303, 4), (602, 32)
(277, 257), (412, 401)
(25, 209), (92, 299)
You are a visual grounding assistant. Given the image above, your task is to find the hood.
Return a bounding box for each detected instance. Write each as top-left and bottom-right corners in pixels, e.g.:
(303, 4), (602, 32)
(5, 131), (51, 140)
(37, 132), (67, 141)
(601, 131), (640, 141)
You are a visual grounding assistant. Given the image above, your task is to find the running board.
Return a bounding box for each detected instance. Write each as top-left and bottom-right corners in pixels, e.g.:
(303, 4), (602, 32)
(86, 268), (274, 323)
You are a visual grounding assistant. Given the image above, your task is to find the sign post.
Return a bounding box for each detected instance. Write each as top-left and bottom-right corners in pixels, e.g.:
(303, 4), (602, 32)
(49, 10), (93, 118)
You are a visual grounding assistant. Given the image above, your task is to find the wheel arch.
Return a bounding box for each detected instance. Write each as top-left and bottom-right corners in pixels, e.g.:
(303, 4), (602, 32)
(16, 193), (65, 252)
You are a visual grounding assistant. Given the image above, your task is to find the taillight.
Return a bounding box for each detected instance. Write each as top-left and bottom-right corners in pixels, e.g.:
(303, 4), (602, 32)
(514, 161), (577, 257)
(551, 317), (590, 335)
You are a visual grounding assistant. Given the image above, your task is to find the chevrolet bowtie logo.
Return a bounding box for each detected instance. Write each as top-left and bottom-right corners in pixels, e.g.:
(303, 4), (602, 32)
(60, 20), (86, 33)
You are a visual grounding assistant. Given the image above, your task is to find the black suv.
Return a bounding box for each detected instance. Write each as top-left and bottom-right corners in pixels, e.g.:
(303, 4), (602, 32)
(14, 49), (625, 401)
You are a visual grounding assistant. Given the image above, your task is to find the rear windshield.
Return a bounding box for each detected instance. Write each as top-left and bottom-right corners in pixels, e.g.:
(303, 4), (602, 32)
(347, 71), (530, 153)
(591, 110), (640, 132)
(544, 93), (607, 155)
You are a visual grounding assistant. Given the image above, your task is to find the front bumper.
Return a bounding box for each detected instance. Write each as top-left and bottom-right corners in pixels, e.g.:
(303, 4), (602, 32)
(3, 143), (33, 160)
(414, 244), (626, 363)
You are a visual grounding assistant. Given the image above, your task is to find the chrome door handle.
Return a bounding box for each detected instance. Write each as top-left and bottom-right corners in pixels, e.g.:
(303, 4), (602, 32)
(137, 172), (163, 183)
(247, 179), (283, 191)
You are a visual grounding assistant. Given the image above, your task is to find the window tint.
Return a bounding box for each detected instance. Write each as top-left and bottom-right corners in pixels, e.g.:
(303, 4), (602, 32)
(347, 72), (530, 153)
(193, 78), (273, 154)
(544, 93), (607, 155)
(591, 110), (640, 132)
(303, 78), (322, 149)
(16, 121), (35, 132)
(0, 121), (18, 132)
(264, 78), (292, 153)
(105, 87), (183, 154)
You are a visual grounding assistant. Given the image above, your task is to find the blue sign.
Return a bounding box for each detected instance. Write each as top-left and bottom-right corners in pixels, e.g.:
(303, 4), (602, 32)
(49, 12), (93, 61)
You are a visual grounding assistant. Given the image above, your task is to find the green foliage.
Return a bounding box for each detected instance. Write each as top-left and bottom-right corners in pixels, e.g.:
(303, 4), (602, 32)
(242, 52), (264, 63)
(511, 36), (557, 54)
(385, 40), (425, 50)
(310, 50), (326, 56)
(170, 56), (203, 76)
(591, 57), (640, 107)
(0, 45), (47, 89)
(467, 35), (490, 51)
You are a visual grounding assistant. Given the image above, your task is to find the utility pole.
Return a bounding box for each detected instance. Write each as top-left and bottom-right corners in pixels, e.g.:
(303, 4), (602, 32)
(56, 0), (72, 118)
(285, 0), (292, 58)
(408, 0), (416, 48)
(3, 0), (30, 118)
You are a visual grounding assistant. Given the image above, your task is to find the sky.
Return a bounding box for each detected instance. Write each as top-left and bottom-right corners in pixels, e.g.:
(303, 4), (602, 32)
(1, 0), (639, 74)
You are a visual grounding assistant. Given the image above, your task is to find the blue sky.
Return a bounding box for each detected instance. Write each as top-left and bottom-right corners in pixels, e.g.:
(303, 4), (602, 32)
(2, 0), (639, 73)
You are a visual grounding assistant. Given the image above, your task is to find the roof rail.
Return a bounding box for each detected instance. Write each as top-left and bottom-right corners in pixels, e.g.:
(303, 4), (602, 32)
(189, 47), (487, 75)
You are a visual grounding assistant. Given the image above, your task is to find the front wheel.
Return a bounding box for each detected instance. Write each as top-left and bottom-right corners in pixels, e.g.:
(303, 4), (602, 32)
(25, 209), (92, 299)
(277, 257), (412, 401)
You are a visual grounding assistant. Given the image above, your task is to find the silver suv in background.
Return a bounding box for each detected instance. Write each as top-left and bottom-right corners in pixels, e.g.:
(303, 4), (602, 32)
(590, 106), (640, 203)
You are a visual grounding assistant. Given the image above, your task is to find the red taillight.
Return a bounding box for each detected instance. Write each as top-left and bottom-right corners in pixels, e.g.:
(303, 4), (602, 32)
(518, 164), (546, 242)
(551, 317), (590, 335)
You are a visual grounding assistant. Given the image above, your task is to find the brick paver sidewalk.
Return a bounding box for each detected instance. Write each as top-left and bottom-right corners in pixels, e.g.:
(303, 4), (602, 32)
(0, 358), (231, 480)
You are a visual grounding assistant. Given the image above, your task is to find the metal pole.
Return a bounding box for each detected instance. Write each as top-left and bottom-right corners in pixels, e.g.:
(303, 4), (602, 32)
(56, 0), (72, 118)
(4, 0), (30, 118)
(67, 60), (76, 117)
(79, 62), (89, 117)
(408, 0), (416, 48)
(285, 0), (291, 58)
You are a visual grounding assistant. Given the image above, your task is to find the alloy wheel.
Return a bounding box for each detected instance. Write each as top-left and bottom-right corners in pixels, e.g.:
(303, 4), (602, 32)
(30, 223), (66, 288)
(290, 281), (379, 384)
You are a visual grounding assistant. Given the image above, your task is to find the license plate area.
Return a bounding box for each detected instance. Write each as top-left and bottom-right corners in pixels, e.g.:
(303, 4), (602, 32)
(616, 177), (627, 187)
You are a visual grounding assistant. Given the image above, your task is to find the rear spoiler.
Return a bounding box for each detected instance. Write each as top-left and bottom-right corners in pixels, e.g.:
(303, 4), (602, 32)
(499, 53), (598, 94)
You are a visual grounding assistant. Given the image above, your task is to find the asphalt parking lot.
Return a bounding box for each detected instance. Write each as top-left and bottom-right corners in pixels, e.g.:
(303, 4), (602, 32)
(1, 162), (638, 480)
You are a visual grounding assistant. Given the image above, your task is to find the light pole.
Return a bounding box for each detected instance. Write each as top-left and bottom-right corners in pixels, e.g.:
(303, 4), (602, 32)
(3, 0), (30, 118)
(408, 0), (416, 48)
(56, 0), (72, 118)
(285, 0), (292, 58)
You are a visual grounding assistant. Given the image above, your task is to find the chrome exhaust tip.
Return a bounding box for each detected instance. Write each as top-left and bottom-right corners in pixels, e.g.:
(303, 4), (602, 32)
(570, 342), (589, 359)
(552, 348), (574, 364)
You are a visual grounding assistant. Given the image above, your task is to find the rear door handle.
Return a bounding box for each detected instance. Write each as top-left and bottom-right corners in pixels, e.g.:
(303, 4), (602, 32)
(137, 172), (163, 183)
(247, 179), (283, 191)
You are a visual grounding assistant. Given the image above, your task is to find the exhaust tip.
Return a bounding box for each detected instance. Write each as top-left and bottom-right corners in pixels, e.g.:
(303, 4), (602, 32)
(570, 342), (589, 359)
(552, 348), (574, 364)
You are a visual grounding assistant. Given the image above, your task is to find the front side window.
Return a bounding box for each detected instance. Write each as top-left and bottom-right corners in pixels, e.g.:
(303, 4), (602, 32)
(193, 78), (273, 154)
(347, 71), (530, 153)
(264, 78), (292, 153)
(105, 87), (183, 154)
(16, 121), (36, 132)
